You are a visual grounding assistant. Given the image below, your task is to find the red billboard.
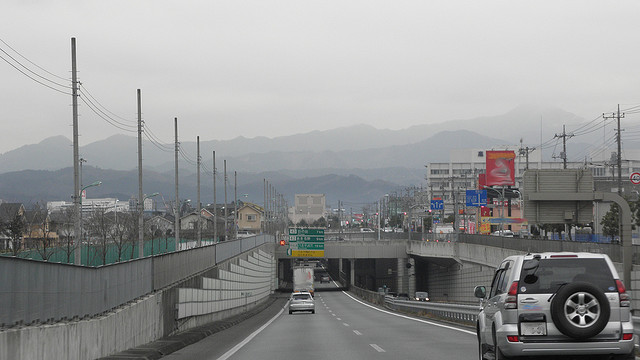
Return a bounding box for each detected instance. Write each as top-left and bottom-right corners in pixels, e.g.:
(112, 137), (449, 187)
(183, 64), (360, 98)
(477, 173), (486, 190)
(485, 150), (515, 186)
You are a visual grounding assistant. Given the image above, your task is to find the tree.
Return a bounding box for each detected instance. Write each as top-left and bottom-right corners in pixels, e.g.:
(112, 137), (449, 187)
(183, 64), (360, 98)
(28, 203), (57, 261)
(85, 207), (110, 265)
(109, 211), (135, 262)
(388, 215), (402, 228)
(297, 219), (308, 227)
(601, 203), (620, 239)
(422, 216), (433, 233)
(312, 217), (327, 228)
(55, 207), (76, 263)
(6, 213), (26, 256)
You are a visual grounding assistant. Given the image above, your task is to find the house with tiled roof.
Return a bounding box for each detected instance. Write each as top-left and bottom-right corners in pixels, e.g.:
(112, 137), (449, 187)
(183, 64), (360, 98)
(237, 203), (264, 234)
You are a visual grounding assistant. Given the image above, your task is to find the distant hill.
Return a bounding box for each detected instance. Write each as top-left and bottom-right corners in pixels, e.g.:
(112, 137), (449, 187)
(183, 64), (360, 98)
(0, 167), (396, 207)
(1, 104), (624, 206)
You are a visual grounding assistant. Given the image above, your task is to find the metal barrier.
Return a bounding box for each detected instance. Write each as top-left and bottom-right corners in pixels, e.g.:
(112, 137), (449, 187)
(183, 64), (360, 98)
(0, 234), (273, 327)
(385, 298), (480, 325)
(384, 297), (640, 342)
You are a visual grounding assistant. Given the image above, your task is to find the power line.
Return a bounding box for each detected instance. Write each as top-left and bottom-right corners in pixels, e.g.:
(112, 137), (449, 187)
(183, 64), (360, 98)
(0, 52), (72, 95)
(78, 96), (137, 133)
(78, 84), (137, 125)
(0, 37), (68, 82)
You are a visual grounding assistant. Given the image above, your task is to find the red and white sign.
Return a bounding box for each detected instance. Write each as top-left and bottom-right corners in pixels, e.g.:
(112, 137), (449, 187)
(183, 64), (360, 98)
(486, 150), (515, 186)
(631, 172), (640, 185)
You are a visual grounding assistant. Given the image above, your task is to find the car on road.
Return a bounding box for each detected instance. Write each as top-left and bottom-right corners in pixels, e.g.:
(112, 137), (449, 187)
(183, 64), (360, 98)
(491, 229), (514, 237)
(396, 293), (410, 300)
(289, 292), (315, 314)
(320, 275), (331, 283)
(360, 228), (375, 233)
(474, 252), (634, 360)
(415, 291), (429, 301)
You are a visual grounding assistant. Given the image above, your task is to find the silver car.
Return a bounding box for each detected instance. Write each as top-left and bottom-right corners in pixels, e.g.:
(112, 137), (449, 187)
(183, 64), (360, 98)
(289, 292), (315, 314)
(474, 252), (634, 359)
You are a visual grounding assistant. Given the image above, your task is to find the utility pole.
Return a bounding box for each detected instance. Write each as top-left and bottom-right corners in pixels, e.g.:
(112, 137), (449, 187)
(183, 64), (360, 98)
(263, 179), (266, 233)
(196, 136), (201, 247)
(174, 118), (180, 250)
(518, 139), (536, 170)
(234, 171), (238, 239)
(224, 160), (228, 241)
(213, 151), (217, 242)
(71, 38), (82, 265)
(554, 125), (574, 169)
(603, 105), (625, 196)
(137, 89), (144, 258)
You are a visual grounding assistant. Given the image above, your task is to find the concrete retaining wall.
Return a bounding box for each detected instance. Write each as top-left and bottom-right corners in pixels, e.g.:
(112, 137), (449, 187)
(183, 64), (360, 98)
(0, 245), (275, 360)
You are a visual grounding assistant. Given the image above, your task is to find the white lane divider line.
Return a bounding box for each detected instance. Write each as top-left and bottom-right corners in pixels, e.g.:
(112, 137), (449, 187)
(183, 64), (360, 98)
(216, 303), (286, 360)
(342, 291), (476, 336)
(343, 323), (350, 327)
(331, 313), (336, 316)
(336, 317), (342, 320)
(370, 344), (386, 352)
(353, 330), (362, 335)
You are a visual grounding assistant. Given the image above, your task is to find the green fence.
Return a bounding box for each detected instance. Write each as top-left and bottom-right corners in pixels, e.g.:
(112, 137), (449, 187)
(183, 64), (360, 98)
(1, 237), (217, 266)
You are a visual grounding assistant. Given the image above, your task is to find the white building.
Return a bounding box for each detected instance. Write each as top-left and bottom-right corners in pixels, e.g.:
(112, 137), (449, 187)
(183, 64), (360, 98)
(48, 198), (129, 215)
(289, 194), (326, 225)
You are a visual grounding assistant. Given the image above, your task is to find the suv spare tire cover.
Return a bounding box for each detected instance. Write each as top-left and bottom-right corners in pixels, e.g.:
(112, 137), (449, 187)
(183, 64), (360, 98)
(550, 281), (610, 339)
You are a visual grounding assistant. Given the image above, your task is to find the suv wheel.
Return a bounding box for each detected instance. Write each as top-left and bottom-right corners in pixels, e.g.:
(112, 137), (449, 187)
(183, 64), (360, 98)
(492, 328), (512, 360)
(550, 281), (610, 339)
(477, 326), (489, 360)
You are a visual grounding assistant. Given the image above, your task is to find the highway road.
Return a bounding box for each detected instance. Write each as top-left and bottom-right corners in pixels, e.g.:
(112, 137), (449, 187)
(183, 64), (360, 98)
(165, 282), (477, 360)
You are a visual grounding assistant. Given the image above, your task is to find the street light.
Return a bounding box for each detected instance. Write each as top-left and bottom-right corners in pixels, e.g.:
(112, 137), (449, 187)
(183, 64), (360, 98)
(139, 192), (160, 258)
(77, 180), (101, 265)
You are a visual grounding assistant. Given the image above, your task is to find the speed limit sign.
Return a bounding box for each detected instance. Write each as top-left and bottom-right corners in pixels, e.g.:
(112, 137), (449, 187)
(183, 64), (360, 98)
(631, 172), (640, 185)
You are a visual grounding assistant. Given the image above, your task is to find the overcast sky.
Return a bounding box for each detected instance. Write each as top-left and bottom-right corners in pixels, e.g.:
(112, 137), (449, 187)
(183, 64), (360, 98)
(2, 0), (640, 154)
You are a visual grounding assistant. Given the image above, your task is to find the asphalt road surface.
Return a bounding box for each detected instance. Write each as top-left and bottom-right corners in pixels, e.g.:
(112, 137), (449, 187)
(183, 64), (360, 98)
(164, 282), (477, 360)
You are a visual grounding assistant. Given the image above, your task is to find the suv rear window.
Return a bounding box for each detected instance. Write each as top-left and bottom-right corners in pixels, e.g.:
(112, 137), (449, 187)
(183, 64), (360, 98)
(519, 258), (616, 294)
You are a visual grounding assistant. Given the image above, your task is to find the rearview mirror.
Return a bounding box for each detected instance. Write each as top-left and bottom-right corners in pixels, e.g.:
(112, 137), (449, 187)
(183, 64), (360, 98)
(474, 286), (486, 299)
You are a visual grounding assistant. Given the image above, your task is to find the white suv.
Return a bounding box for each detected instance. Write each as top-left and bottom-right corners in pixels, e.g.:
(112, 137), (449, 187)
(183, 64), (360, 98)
(474, 252), (634, 360)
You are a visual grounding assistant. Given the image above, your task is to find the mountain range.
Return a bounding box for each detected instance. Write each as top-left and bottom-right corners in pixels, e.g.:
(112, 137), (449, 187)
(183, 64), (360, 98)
(0, 105), (625, 207)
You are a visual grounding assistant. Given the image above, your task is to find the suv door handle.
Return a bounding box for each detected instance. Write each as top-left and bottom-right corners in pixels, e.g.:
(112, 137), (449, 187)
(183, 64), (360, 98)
(521, 298), (538, 303)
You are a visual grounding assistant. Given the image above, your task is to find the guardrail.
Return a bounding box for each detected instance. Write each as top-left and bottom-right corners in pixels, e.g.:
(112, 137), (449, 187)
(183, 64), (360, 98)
(384, 297), (640, 343)
(385, 297), (480, 326)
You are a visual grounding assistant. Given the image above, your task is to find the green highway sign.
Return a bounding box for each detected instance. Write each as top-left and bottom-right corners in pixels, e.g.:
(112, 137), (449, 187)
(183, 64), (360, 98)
(287, 228), (325, 257)
(288, 242), (325, 250)
(289, 235), (324, 242)
(288, 228), (324, 236)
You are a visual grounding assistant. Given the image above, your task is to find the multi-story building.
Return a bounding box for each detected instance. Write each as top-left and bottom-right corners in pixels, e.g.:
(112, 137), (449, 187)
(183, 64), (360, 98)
(289, 194), (326, 225)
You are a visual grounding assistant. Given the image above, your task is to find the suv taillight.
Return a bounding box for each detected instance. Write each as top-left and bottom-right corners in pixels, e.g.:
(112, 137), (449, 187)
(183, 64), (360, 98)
(616, 279), (630, 307)
(505, 281), (518, 309)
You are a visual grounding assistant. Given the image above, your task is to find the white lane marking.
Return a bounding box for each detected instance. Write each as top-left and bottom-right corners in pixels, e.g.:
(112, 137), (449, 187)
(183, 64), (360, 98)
(370, 344), (386, 352)
(342, 291), (476, 336)
(216, 303), (286, 360)
(331, 313), (336, 316)
(353, 330), (362, 335)
(343, 323), (350, 327)
(336, 317), (342, 320)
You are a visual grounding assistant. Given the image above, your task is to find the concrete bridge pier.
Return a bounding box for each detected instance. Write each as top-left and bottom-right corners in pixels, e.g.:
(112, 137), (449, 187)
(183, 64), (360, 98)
(396, 257), (415, 295)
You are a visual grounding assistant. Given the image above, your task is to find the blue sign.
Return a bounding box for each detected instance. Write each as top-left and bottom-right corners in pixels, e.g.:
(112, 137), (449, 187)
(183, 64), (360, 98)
(466, 190), (487, 207)
(430, 199), (444, 210)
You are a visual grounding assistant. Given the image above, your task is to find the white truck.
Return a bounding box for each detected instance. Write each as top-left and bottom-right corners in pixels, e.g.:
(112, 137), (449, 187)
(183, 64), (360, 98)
(293, 266), (314, 296)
